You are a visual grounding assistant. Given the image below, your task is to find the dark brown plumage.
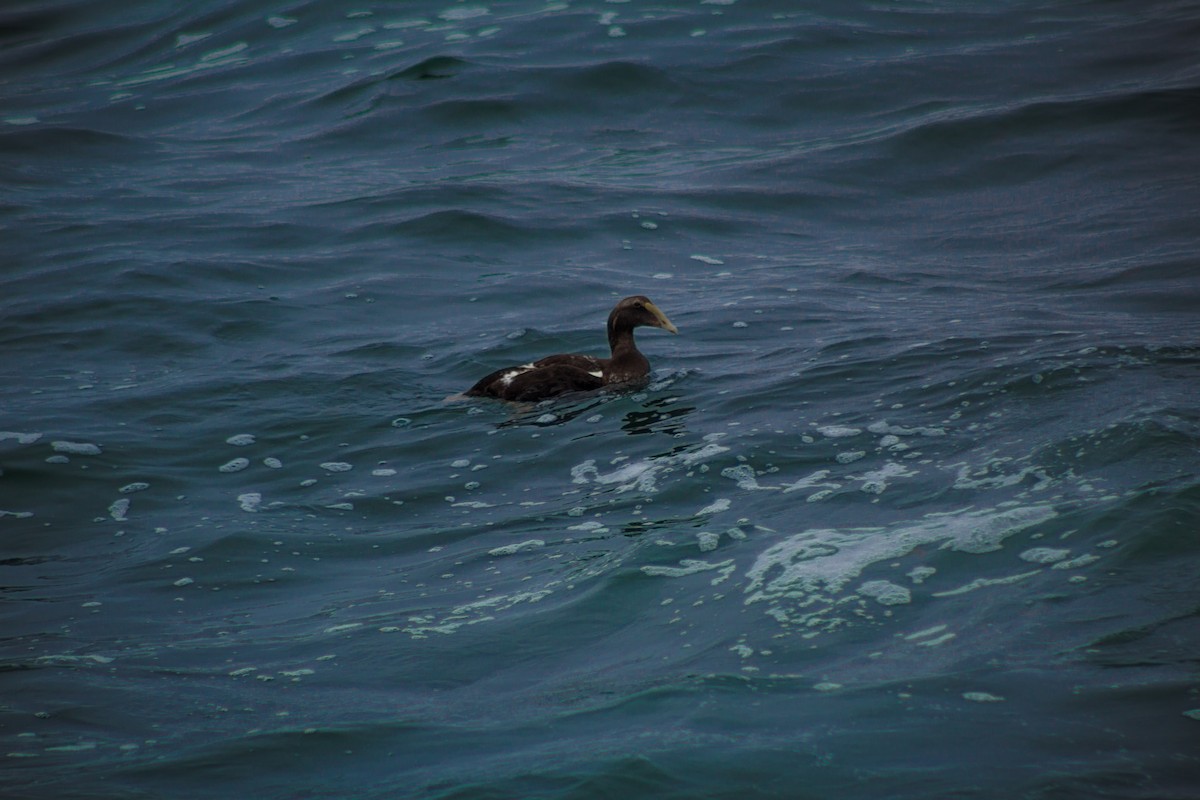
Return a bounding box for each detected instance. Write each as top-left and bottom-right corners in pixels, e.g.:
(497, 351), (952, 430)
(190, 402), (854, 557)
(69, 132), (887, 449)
(465, 295), (678, 402)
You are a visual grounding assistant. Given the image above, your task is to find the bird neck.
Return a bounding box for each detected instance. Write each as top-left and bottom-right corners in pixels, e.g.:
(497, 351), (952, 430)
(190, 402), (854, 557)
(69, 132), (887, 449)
(607, 316), (637, 354)
(607, 324), (649, 379)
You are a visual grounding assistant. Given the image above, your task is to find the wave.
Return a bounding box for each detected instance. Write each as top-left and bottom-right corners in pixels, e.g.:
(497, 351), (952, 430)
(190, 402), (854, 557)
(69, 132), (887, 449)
(0, 125), (150, 157)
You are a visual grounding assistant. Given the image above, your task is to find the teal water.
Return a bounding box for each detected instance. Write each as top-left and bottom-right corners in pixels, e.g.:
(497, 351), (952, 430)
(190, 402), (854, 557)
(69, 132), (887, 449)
(3, 1), (1199, 798)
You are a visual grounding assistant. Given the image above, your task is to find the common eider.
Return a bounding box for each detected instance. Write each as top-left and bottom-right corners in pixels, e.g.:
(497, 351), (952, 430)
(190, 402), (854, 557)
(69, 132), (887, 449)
(465, 295), (678, 402)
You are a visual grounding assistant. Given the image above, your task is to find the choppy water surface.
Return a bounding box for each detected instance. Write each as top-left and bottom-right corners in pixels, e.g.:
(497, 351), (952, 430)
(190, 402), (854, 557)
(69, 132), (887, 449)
(3, 1), (1199, 797)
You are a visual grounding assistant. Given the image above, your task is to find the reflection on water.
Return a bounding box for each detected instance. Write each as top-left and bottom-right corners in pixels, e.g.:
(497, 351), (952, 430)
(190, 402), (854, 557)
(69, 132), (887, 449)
(622, 399), (695, 437)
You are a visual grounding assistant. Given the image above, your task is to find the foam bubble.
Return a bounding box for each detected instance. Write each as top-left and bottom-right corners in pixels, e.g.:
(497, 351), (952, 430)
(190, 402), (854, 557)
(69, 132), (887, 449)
(944, 505), (1056, 553)
(571, 442), (731, 495)
(334, 26), (375, 42)
(696, 498), (731, 515)
(403, 590), (551, 637)
(159, 27), (201, 49)
(220, 458), (250, 473)
(109, 498), (130, 521)
(781, 470), (836, 494)
(857, 580), (911, 606)
(721, 464), (773, 490)
(226, 434), (256, 446)
(1051, 553), (1101, 570)
(918, 632), (957, 647)
(0, 432), (41, 445)
(856, 462), (916, 495)
(1019, 547), (1069, 564)
(488, 539), (545, 556)
(963, 692), (1005, 703)
(52, 441), (102, 455)
(567, 520), (606, 532)
(571, 459), (658, 493)
(953, 461), (1052, 491)
(904, 624), (949, 642)
(867, 421), (945, 437)
(745, 505), (1056, 617)
(201, 42), (247, 62)
(907, 566), (936, 584)
(681, 441), (731, 464)
(932, 570), (1042, 597)
(439, 5), (488, 20)
(37, 654), (113, 665)
(817, 426), (861, 439)
(320, 462), (353, 472)
(642, 559), (734, 578)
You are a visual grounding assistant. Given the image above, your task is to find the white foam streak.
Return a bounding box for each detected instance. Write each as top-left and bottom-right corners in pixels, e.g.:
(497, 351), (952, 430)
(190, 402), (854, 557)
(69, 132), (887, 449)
(571, 442), (730, 494)
(745, 504), (1057, 609)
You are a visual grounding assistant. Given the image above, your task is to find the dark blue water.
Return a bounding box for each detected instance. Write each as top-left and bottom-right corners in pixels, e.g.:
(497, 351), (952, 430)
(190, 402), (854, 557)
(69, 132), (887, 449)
(3, 1), (1199, 797)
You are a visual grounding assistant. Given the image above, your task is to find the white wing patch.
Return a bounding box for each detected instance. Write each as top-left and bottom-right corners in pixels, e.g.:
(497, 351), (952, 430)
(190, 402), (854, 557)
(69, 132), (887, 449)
(498, 364), (598, 388)
(500, 366), (536, 387)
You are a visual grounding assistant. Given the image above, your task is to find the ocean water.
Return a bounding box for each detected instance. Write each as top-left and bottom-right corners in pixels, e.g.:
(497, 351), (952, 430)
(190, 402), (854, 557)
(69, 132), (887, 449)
(2, 0), (1199, 797)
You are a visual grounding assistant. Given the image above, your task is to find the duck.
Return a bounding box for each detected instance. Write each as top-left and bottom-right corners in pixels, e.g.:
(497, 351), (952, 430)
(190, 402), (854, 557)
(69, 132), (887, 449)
(465, 295), (678, 402)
